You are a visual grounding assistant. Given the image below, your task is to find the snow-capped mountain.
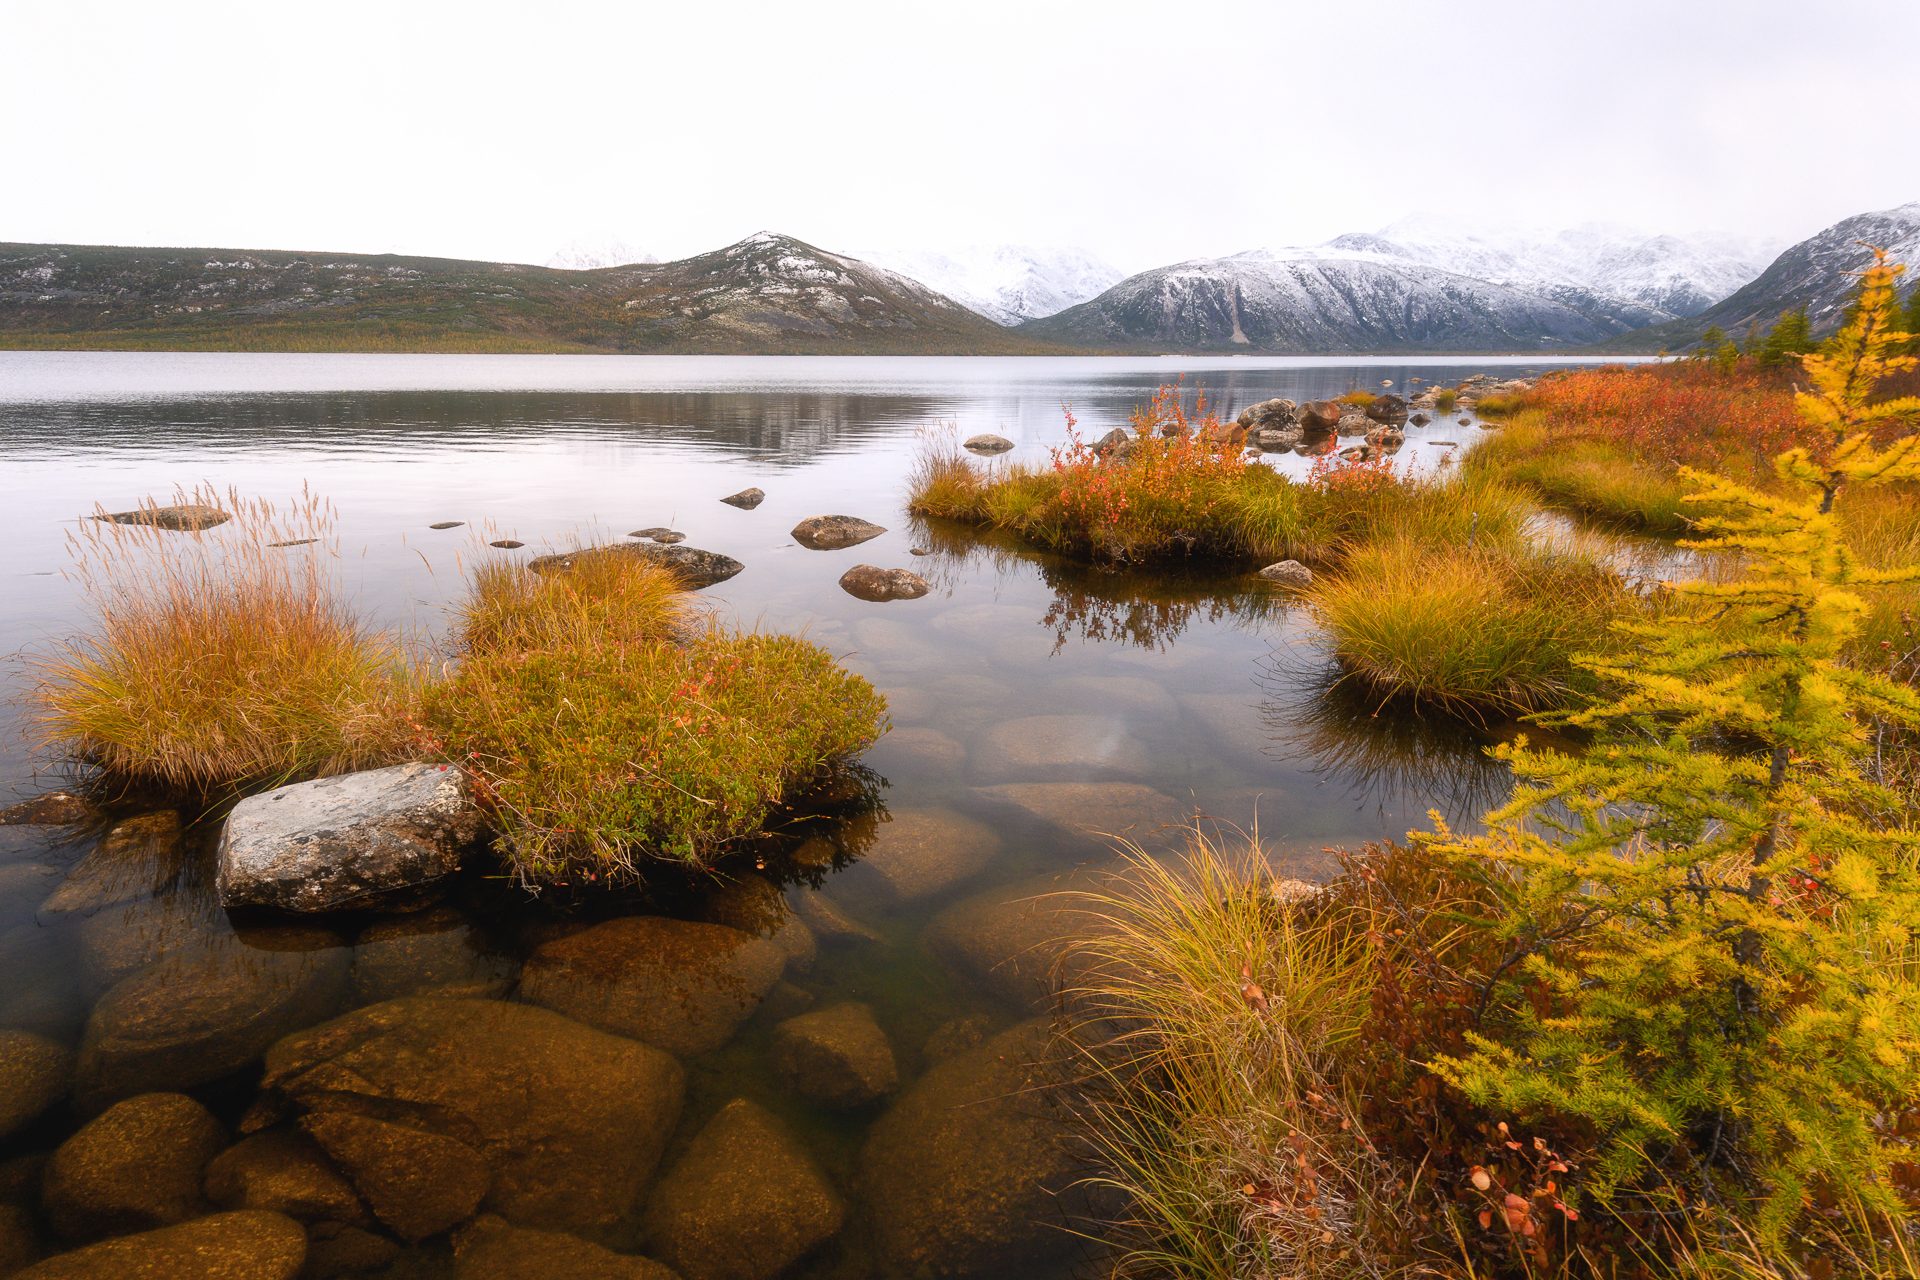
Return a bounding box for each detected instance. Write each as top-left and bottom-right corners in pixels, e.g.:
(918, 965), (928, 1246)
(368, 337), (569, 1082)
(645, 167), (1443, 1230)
(1356, 214), (1783, 318)
(546, 237), (659, 270)
(851, 245), (1124, 325)
(1017, 251), (1663, 353)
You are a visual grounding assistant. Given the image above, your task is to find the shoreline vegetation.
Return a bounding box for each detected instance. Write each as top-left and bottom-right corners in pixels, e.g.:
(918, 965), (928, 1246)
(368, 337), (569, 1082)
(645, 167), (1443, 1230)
(25, 497), (886, 888)
(1054, 253), (1920, 1279)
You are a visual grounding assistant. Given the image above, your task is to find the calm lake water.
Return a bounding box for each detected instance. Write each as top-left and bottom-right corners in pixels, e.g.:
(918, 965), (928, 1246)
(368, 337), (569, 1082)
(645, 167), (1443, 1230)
(0, 351), (1632, 1278)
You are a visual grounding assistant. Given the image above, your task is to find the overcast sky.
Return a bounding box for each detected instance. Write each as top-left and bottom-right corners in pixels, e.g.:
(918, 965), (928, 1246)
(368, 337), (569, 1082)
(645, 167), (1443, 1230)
(6, 0), (1916, 273)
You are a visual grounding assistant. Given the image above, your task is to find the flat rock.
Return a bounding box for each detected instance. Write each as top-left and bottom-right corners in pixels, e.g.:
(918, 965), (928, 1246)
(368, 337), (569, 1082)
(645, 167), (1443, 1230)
(1178, 693), (1281, 770)
(455, 1219), (677, 1280)
(971, 715), (1149, 785)
(203, 1128), (369, 1225)
(790, 515), (885, 551)
(91, 504), (229, 531)
(42, 1092), (228, 1244)
(641, 1099), (844, 1280)
(873, 686), (934, 724)
(718, 488), (765, 510)
(528, 543), (743, 589)
(787, 889), (883, 945)
(696, 874), (816, 976)
(0, 863), (63, 920)
(72, 931), (350, 1114)
(489, 540), (524, 549)
(429, 521), (465, 530)
(39, 812), (185, 919)
(0, 793), (99, 826)
(217, 763), (481, 913)
(862, 725), (965, 778)
(260, 998), (684, 1231)
(837, 807), (1001, 907)
(921, 874), (1107, 1014)
(963, 781), (1187, 853)
(859, 1021), (1082, 1278)
(519, 917), (783, 1057)
(768, 1003), (898, 1109)
(11, 1210), (305, 1279)
(962, 434), (1014, 453)
(0, 1030), (71, 1141)
(301, 1111), (489, 1243)
(350, 907), (518, 1005)
(837, 564), (929, 602)
(1257, 560), (1313, 588)
(1046, 675), (1178, 723)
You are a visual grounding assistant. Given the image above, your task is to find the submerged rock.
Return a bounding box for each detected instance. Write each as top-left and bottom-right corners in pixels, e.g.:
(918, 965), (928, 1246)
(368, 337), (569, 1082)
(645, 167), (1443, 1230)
(768, 1003), (898, 1109)
(454, 1218), (676, 1280)
(529, 542), (744, 589)
(0, 793), (99, 827)
(837, 564), (930, 602)
(641, 1099), (844, 1280)
(489, 540), (524, 549)
(0, 1030), (71, 1141)
(301, 1111), (489, 1243)
(260, 998), (684, 1232)
(787, 888), (884, 946)
(217, 763), (482, 913)
(12, 1210), (305, 1279)
(203, 1128), (370, 1225)
(718, 488), (765, 510)
(836, 807), (1001, 907)
(697, 874), (816, 977)
(0, 1204), (37, 1276)
(39, 812), (185, 919)
(519, 917), (782, 1056)
(862, 725), (966, 779)
(42, 1092), (229, 1244)
(972, 715), (1150, 785)
(349, 907), (518, 1005)
(962, 434), (1014, 453)
(963, 781), (1187, 854)
(922, 876), (1104, 1014)
(790, 514), (885, 550)
(92, 504), (230, 531)
(303, 1221), (399, 1278)
(1257, 560), (1314, 588)
(73, 933), (350, 1115)
(859, 1022), (1082, 1279)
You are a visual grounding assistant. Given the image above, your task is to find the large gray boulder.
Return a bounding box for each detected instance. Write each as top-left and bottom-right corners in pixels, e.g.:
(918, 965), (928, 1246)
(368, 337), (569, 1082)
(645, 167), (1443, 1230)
(41, 1093), (229, 1244)
(790, 515), (885, 551)
(11, 1210), (305, 1279)
(641, 1099), (843, 1280)
(259, 998), (684, 1232)
(518, 917), (783, 1057)
(859, 1022), (1082, 1278)
(528, 543), (743, 589)
(218, 763), (482, 913)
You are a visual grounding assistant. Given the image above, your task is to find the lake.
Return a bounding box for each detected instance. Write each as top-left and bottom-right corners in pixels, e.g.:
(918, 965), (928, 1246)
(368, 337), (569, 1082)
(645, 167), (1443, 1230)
(0, 350), (1629, 1277)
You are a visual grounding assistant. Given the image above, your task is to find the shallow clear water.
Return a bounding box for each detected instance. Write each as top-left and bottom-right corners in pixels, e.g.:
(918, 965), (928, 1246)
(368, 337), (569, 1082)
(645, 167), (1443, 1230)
(0, 351), (1626, 1276)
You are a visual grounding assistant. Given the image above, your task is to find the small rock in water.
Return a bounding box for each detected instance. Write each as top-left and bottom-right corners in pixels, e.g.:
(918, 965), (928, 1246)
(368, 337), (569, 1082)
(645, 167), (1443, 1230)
(838, 565), (930, 602)
(0, 1030), (71, 1141)
(1409, 411), (1432, 427)
(1458, 416), (1472, 426)
(0, 791), (98, 826)
(963, 433), (1014, 453)
(791, 514), (886, 550)
(1430, 440), (1458, 447)
(429, 522), (464, 530)
(909, 547), (930, 556)
(628, 527), (671, 539)
(41, 1091), (230, 1243)
(267, 538), (318, 548)
(768, 1002), (899, 1109)
(719, 487), (765, 510)
(93, 503), (230, 531)
(489, 539), (524, 549)
(530, 543), (744, 590)
(1257, 560), (1314, 588)
(651, 531), (685, 544)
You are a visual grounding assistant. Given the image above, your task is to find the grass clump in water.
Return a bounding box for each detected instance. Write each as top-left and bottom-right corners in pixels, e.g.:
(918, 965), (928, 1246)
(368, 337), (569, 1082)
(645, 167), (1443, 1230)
(423, 551), (886, 885)
(27, 486), (416, 794)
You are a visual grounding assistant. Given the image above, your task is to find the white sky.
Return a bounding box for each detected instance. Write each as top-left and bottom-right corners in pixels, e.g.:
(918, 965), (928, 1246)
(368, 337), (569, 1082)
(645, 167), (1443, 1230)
(5, 0), (1916, 273)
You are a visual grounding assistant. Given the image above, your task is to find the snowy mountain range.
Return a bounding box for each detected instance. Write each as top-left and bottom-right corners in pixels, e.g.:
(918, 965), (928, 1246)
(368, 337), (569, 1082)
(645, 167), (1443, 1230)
(546, 237), (659, 270)
(850, 245), (1125, 325)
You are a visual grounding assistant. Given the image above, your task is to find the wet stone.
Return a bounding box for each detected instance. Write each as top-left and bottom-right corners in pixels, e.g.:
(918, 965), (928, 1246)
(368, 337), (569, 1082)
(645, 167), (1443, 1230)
(859, 1021), (1082, 1279)
(349, 907), (517, 1005)
(962, 433), (1014, 453)
(0, 1155), (47, 1206)
(0, 1203), (39, 1276)
(922, 873), (1106, 1014)
(519, 917), (783, 1057)
(696, 875), (816, 977)
(1046, 675), (1178, 723)
(789, 514), (885, 551)
(651, 531), (684, 544)
(260, 998), (685, 1232)
(718, 487), (765, 510)
(971, 715), (1150, 785)
(429, 521), (464, 530)
(301, 1112), (489, 1243)
(0, 1030), (71, 1141)
(454, 1218), (677, 1280)
(528, 543), (743, 589)
(0, 794), (100, 827)
(38, 812), (185, 919)
(42, 1092), (228, 1244)
(836, 807), (1001, 908)
(489, 540), (524, 549)
(72, 929), (350, 1115)
(862, 726), (965, 778)
(301, 1221), (398, 1278)
(92, 503), (230, 531)
(768, 1002), (898, 1109)
(755, 980), (815, 1024)
(921, 1014), (993, 1067)
(202, 1128), (369, 1226)
(1257, 560), (1313, 588)
(11, 1210), (306, 1279)
(963, 781), (1186, 854)
(786, 888), (883, 945)
(641, 1099), (844, 1280)
(837, 564), (929, 602)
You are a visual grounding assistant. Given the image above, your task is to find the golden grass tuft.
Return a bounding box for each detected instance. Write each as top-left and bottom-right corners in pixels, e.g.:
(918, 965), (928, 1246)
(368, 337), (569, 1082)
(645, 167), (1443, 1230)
(26, 485), (416, 793)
